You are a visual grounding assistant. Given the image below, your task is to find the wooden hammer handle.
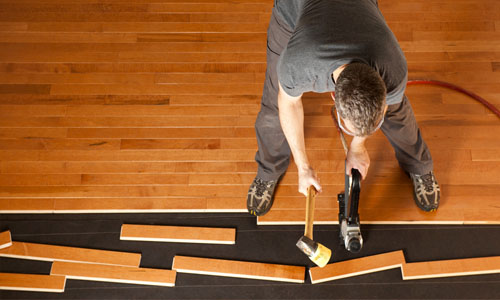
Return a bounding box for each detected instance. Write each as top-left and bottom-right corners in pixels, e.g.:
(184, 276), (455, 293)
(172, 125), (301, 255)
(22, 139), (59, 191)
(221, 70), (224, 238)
(304, 186), (316, 239)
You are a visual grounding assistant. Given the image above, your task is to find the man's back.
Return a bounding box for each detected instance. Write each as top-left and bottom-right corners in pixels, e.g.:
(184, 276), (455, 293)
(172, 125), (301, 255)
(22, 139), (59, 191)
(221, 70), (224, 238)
(275, 0), (408, 105)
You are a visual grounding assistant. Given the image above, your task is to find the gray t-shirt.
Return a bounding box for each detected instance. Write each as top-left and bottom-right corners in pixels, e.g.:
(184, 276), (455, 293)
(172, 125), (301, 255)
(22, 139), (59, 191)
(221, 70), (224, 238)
(275, 0), (407, 105)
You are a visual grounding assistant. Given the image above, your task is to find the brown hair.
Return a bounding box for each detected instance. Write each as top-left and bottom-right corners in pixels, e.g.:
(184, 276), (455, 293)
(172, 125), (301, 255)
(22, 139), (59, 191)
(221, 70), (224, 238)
(334, 63), (387, 136)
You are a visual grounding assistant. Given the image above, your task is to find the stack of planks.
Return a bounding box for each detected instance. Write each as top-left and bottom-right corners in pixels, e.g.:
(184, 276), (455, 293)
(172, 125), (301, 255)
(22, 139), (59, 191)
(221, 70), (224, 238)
(0, 230), (176, 292)
(0, 0), (499, 225)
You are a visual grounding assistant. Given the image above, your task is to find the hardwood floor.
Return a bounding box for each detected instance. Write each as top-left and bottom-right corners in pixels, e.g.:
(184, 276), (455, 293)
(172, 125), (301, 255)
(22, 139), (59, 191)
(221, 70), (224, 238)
(0, 0), (499, 224)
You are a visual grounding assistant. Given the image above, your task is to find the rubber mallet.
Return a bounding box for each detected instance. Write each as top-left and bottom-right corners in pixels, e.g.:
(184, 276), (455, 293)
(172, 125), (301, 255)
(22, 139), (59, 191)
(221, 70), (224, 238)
(296, 186), (332, 267)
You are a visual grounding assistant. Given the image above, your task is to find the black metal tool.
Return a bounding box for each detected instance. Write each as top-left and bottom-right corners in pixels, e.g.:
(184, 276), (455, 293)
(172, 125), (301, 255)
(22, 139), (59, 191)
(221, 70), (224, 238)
(330, 104), (363, 253)
(337, 165), (363, 253)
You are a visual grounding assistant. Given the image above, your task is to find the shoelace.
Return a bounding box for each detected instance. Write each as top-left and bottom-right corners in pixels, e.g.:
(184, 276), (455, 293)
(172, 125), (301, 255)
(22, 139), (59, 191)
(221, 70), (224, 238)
(254, 178), (274, 196)
(419, 173), (435, 193)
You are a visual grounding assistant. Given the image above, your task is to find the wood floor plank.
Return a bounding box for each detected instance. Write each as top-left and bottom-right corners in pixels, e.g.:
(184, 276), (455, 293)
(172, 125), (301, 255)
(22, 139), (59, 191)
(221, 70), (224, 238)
(172, 256), (305, 283)
(50, 261), (176, 287)
(0, 198), (54, 213)
(402, 256), (500, 280)
(120, 224), (235, 244)
(0, 273), (66, 293)
(0, 231), (12, 250)
(0, 242), (141, 267)
(309, 251), (405, 284)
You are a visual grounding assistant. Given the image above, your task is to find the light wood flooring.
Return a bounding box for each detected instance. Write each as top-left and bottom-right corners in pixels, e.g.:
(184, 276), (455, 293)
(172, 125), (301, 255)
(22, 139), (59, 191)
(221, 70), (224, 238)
(0, 0), (499, 224)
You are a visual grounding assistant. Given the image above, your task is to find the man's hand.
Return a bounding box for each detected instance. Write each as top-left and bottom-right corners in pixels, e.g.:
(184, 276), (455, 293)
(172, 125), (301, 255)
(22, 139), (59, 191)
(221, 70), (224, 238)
(346, 137), (370, 179)
(298, 165), (322, 196)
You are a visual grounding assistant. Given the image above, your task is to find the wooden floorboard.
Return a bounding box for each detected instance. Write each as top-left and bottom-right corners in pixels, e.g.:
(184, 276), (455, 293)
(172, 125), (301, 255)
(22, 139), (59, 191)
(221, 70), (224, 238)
(0, 231), (12, 250)
(309, 251), (405, 284)
(0, 242), (141, 267)
(120, 224), (236, 244)
(172, 255), (306, 283)
(0, 273), (66, 293)
(402, 256), (500, 280)
(50, 261), (176, 287)
(0, 0), (499, 224)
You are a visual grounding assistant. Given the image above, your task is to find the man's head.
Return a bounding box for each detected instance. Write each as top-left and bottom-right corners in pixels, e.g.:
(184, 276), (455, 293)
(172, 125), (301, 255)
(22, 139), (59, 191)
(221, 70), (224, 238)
(334, 62), (387, 137)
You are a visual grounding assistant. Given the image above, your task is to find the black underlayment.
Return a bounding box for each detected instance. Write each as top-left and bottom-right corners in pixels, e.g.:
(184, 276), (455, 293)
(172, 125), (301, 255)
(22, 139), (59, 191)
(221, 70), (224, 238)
(1, 213), (499, 299)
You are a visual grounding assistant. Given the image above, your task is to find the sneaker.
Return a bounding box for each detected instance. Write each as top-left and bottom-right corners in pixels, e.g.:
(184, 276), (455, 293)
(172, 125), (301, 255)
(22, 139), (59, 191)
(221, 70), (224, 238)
(247, 177), (278, 216)
(409, 171), (440, 212)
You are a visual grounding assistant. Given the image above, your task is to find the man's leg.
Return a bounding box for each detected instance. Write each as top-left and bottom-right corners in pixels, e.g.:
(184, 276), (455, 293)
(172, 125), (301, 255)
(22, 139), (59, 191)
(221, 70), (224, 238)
(248, 11), (293, 216)
(381, 95), (440, 211)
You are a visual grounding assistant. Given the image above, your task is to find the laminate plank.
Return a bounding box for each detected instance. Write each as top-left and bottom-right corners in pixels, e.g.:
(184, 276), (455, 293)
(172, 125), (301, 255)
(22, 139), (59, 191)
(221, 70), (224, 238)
(0, 84), (50, 94)
(0, 174), (81, 186)
(0, 198), (209, 213)
(121, 139), (221, 150)
(0, 242), (141, 267)
(0, 73), (157, 84)
(413, 31), (500, 42)
(0, 161), (245, 174)
(0, 105), (66, 117)
(402, 256), (500, 280)
(0, 128), (67, 138)
(0, 42), (266, 54)
(471, 149), (500, 161)
(120, 224), (235, 244)
(387, 21), (496, 32)
(0, 273), (66, 293)
(50, 83), (263, 95)
(147, 3), (271, 13)
(66, 128), (253, 139)
(50, 261), (176, 287)
(0, 62), (266, 73)
(0, 95), (170, 105)
(172, 256), (305, 283)
(0, 138), (120, 150)
(309, 251), (405, 284)
(0, 52), (118, 63)
(81, 174), (189, 185)
(407, 61), (493, 72)
(0, 12), (267, 23)
(0, 32), (138, 43)
(0, 231), (12, 249)
(0, 198), (54, 213)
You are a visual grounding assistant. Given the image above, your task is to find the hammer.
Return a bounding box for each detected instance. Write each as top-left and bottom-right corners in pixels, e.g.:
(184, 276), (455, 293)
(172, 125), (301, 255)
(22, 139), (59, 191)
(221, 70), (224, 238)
(296, 186), (332, 267)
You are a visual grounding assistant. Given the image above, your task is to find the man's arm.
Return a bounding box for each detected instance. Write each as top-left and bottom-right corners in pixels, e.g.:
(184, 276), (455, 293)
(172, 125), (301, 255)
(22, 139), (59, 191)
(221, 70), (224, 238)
(278, 82), (322, 196)
(346, 136), (370, 179)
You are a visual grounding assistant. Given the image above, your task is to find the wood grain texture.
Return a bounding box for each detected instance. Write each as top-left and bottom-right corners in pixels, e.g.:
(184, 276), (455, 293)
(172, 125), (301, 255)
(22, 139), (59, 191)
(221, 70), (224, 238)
(50, 261), (176, 287)
(0, 273), (66, 293)
(0, 231), (12, 250)
(172, 256), (305, 283)
(0, 0), (498, 225)
(0, 242), (141, 267)
(309, 251), (405, 284)
(402, 256), (500, 280)
(120, 224), (236, 244)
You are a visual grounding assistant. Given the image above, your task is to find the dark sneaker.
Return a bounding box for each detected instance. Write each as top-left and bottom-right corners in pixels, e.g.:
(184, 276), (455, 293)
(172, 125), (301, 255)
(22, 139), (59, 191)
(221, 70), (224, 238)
(409, 171), (440, 212)
(247, 177), (278, 216)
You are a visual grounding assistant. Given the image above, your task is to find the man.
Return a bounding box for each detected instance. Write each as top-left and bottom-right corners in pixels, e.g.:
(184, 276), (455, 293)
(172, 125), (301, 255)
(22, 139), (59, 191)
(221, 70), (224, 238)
(247, 0), (440, 216)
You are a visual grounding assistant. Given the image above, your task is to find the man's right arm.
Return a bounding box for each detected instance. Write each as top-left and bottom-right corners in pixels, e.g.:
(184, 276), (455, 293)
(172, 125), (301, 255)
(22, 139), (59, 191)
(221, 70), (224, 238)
(278, 82), (322, 196)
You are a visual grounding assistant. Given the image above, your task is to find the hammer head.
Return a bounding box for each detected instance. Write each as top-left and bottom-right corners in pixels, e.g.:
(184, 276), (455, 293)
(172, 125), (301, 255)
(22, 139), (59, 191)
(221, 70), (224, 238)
(296, 236), (332, 268)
